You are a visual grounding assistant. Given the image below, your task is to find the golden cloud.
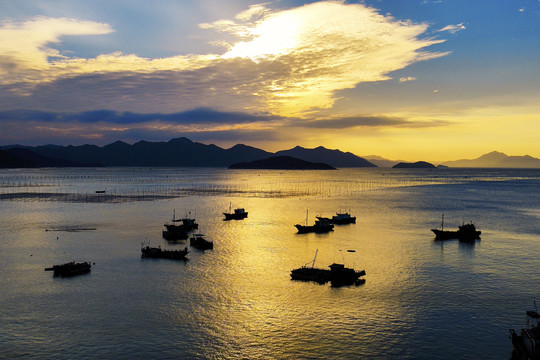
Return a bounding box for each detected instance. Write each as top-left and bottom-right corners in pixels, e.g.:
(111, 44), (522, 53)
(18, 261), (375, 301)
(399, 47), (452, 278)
(0, 2), (448, 117)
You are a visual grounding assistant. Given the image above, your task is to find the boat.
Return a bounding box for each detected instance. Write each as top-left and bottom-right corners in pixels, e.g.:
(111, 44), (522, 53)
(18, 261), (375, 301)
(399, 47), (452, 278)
(456, 222), (482, 242)
(290, 250), (331, 283)
(295, 210), (334, 234)
(223, 203), (248, 220)
(328, 263), (366, 287)
(189, 233), (214, 250)
(290, 250), (366, 287)
(319, 212), (356, 224)
(141, 244), (189, 260)
(527, 300), (540, 319)
(44, 261), (91, 277)
(510, 300), (540, 359)
(162, 209), (198, 240)
(431, 214), (481, 241)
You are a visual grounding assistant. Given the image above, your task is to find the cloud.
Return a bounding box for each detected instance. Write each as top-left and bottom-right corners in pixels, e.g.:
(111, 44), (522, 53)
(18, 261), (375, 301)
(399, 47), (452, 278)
(0, 2), (448, 118)
(0, 108), (287, 145)
(0, 108), (448, 147)
(297, 116), (449, 129)
(399, 76), (417, 82)
(0, 16), (113, 86)
(438, 23), (466, 34)
(301, 116), (406, 129)
(0, 108), (280, 125)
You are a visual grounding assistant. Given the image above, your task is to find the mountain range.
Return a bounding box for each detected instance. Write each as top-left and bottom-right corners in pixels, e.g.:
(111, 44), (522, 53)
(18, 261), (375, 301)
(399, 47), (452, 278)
(1, 139), (539, 169)
(0, 137), (374, 168)
(440, 151), (540, 168)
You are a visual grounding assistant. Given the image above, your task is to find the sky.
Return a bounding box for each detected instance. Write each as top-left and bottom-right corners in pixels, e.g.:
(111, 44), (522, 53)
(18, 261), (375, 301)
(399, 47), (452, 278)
(0, 0), (539, 162)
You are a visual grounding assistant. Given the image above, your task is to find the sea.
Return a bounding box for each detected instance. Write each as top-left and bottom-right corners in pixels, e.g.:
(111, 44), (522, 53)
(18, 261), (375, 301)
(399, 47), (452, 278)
(0, 167), (539, 359)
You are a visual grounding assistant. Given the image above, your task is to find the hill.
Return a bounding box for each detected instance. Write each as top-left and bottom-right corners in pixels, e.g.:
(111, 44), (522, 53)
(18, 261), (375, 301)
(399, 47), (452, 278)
(0, 138), (375, 168)
(228, 156), (336, 170)
(441, 151), (540, 168)
(392, 161), (436, 169)
(276, 146), (375, 167)
(14, 138), (273, 167)
(5, 138), (536, 169)
(362, 155), (402, 168)
(0, 149), (36, 168)
(2, 148), (99, 167)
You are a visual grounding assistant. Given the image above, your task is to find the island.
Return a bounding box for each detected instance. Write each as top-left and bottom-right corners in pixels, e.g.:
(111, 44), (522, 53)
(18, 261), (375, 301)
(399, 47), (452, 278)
(228, 156), (336, 170)
(392, 161), (436, 169)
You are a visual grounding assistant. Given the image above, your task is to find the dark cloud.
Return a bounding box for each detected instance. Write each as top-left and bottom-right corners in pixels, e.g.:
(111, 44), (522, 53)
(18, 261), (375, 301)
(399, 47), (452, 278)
(0, 108), (281, 125)
(302, 116), (405, 129)
(180, 129), (285, 143)
(0, 59), (283, 114)
(300, 116), (449, 129)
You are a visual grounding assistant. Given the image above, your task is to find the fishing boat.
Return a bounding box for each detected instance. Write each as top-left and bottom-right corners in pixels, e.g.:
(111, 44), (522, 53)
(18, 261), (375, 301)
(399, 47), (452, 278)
(162, 209), (198, 240)
(295, 210), (334, 234)
(328, 263), (366, 287)
(510, 300), (540, 359)
(223, 203), (248, 220)
(189, 233), (214, 250)
(45, 261), (91, 277)
(290, 250), (366, 287)
(141, 244), (189, 260)
(327, 212), (356, 224)
(290, 250), (331, 283)
(431, 214), (481, 241)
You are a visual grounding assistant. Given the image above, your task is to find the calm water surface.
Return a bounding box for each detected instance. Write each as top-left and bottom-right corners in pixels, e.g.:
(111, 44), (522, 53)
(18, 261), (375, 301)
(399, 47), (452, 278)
(1, 168), (539, 359)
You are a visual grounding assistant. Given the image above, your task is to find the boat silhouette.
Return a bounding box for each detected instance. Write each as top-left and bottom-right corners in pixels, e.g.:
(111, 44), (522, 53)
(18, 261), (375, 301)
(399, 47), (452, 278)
(189, 233), (214, 250)
(223, 203), (248, 220)
(509, 300), (540, 359)
(45, 261), (91, 277)
(431, 214), (481, 241)
(141, 243), (189, 260)
(317, 212), (356, 225)
(295, 210), (334, 233)
(163, 209), (198, 240)
(290, 250), (366, 287)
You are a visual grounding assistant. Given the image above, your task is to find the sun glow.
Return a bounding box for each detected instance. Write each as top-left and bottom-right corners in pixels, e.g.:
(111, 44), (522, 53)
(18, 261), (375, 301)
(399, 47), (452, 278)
(208, 1), (447, 117)
(0, 2), (446, 118)
(223, 12), (303, 60)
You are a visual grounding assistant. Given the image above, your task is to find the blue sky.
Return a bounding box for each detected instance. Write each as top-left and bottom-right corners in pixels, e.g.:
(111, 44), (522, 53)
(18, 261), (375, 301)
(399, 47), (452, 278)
(0, 0), (539, 161)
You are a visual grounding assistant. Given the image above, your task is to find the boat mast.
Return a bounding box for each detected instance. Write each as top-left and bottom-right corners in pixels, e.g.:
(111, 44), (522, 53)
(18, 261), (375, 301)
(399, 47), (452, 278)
(309, 249), (318, 268)
(441, 213), (444, 231)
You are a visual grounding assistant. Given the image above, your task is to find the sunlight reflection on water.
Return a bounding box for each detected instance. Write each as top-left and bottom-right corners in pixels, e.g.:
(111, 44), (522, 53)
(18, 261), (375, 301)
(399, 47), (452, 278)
(1, 168), (540, 359)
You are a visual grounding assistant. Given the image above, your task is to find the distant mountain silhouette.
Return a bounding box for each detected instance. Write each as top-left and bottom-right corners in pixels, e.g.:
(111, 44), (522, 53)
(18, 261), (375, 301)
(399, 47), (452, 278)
(393, 161), (436, 169)
(0, 149), (35, 168)
(0, 148), (98, 168)
(3, 138), (536, 169)
(228, 156), (336, 170)
(276, 146), (375, 167)
(8, 137), (273, 167)
(0, 137), (374, 168)
(362, 155), (402, 168)
(441, 151), (540, 168)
